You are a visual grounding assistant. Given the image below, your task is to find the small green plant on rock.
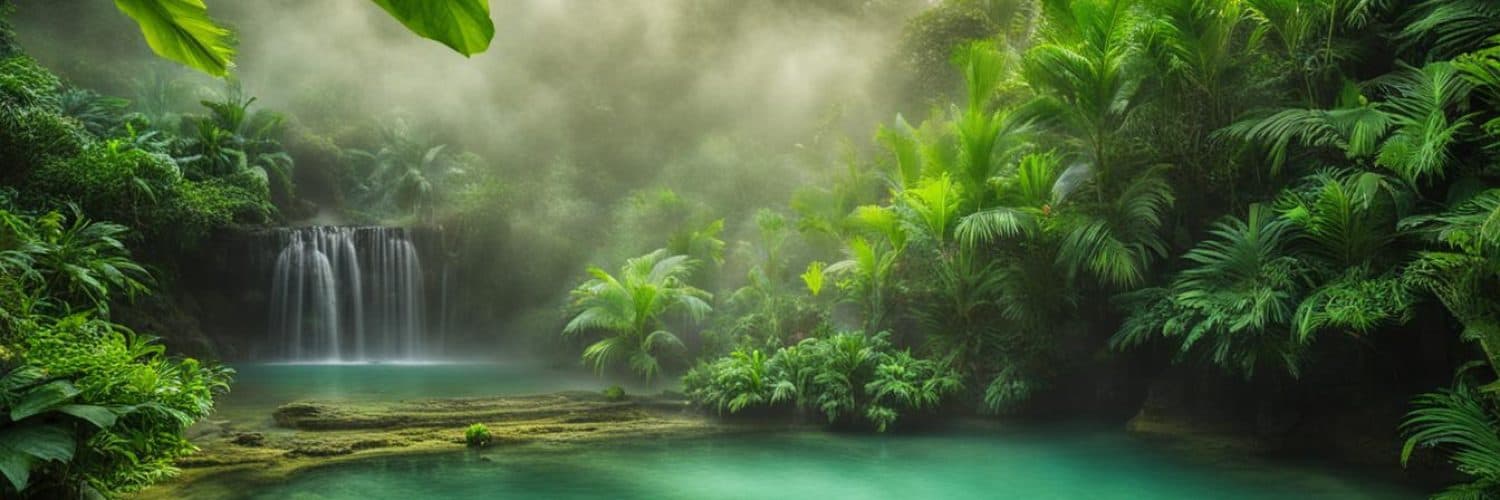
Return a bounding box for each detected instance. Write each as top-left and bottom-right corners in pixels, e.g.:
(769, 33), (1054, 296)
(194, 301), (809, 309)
(464, 423), (491, 448)
(603, 385), (627, 401)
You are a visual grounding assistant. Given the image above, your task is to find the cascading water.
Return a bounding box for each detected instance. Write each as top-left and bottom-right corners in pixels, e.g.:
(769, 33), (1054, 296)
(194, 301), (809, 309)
(266, 227), (431, 362)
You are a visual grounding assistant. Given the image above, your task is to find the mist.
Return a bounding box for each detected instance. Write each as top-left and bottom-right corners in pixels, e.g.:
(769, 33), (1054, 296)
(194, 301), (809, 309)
(12, 0), (934, 350)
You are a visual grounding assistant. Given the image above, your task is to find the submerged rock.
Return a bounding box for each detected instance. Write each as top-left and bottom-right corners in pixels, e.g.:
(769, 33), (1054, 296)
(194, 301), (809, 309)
(231, 432), (266, 447)
(270, 391), (643, 430)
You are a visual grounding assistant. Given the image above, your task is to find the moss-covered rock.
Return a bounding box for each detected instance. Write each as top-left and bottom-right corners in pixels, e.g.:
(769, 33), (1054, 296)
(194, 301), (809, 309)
(270, 392), (649, 430)
(138, 391), (728, 498)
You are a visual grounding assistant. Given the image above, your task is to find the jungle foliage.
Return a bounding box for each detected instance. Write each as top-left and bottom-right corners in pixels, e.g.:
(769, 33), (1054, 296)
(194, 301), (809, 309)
(0, 201), (230, 499)
(549, 3), (1500, 495)
(6, 0), (1500, 497)
(0, 7), (501, 498)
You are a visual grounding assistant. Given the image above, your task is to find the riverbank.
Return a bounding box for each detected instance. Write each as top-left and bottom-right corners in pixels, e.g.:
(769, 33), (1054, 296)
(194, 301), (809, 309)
(138, 391), (736, 498)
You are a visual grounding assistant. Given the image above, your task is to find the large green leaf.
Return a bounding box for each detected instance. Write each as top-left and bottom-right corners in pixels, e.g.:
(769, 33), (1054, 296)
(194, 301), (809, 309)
(0, 424), (75, 462)
(369, 0), (495, 56)
(114, 0), (236, 77)
(0, 448), (34, 493)
(0, 423), (77, 491)
(9, 380), (79, 422)
(56, 404), (120, 430)
(0, 367), (46, 402)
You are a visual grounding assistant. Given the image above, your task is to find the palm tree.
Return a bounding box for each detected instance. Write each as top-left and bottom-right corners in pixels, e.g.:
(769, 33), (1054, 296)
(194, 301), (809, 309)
(1278, 168), (1410, 269)
(563, 249), (712, 383)
(961, 153), (1175, 290)
(914, 246), (1007, 376)
(1054, 171), (1175, 288)
(901, 174), (963, 245)
(1277, 169), (1417, 339)
(1402, 189), (1500, 378)
(1373, 62), (1477, 183)
(1221, 61), (1477, 183)
(1022, 0), (1145, 193)
(1142, 0), (1255, 123)
(879, 41), (1031, 210)
(1113, 204), (1308, 378)
(720, 210), (822, 347)
(1455, 36), (1500, 143)
(1139, 0), (1264, 209)
(1396, 0), (1500, 62)
(346, 118), (465, 220)
(177, 83), (290, 178)
(667, 218), (726, 282)
(828, 205), (908, 332)
(57, 88), (129, 137)
(1401, 366), (1500, 499)
(1240, 0), (1385, 104)
(173, 83), (294, 209)
(1217, 83), (1391, 174)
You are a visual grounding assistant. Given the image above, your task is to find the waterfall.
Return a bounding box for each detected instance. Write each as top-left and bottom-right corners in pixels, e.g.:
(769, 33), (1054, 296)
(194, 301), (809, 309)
(266, 227), (432, 362)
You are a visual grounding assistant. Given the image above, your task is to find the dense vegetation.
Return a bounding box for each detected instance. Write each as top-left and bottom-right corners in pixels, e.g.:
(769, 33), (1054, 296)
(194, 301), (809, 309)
(0, 4), (501, 497)
(0, 202), (231, 497)
(5, 0), (1500, 497)
(550, 0), (1500, 495)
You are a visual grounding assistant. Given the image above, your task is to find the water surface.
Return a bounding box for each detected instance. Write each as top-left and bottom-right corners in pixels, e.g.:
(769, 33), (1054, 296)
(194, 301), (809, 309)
(197, 364), (1421, 500)
(227, 426), (1418, 500)
(215, 361), (617, 423)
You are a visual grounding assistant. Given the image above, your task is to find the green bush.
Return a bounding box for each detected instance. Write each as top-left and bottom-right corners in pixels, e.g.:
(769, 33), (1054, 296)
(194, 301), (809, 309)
(464, 423), (492, 448)
(21, 142), (273, 250)
(602, 385), (627, 401)
(0, 56), (61, 109)
(0, 206), (229, 498)
(24, 144), (182, 223)
(174, 179), (274, 230)
(9, 316), (232, 496)
(685, 331), (961, 432)
(0, 366), (123, 498)
(0, 106), (89, 183)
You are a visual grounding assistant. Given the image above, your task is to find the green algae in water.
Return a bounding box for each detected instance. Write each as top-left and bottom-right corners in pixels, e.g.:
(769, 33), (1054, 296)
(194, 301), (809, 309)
(221, 427), (1416, 500)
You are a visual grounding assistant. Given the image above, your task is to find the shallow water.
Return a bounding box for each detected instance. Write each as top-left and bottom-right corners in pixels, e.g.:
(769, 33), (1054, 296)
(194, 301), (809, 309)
(197, 364), (1421, 500)
(221, 427), (1419, 500)
(214, 361), (617, 423)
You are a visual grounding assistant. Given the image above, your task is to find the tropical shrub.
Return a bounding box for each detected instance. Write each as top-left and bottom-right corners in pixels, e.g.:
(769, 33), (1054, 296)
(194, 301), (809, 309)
(58, 88), (129, 137)
(464, 423), (492, 448)
(1112, 205), (1308, 378)
(563, 249), (713, 383)
(0, 365), (123, 498)
(685, 330), (960, 432)
(0, 206), (230, 498)
(0, 106), (89, 183)
(0, 55), (60, 109)
(602, 386), (627, 401)
(20, 142), (271, 252)
(1401, 366), (1500, 499)
(7, 315), (231, 497)
(23, 144), (183, 226)
(1, 49), (275, 253)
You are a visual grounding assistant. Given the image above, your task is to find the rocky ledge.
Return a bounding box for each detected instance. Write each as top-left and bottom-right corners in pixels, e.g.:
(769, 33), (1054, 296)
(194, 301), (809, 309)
(136, 391), (725, 498)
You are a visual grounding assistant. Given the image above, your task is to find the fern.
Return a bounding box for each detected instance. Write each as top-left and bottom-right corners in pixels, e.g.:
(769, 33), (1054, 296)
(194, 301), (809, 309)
(1402, 368), (1500, 498)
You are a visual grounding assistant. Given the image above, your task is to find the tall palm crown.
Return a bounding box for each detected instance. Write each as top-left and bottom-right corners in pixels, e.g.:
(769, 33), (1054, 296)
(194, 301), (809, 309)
(564, 249), (712, 383)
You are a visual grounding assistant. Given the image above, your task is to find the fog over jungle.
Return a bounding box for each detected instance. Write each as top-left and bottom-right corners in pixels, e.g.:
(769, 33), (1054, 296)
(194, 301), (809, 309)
(12, 0), (941, 341)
